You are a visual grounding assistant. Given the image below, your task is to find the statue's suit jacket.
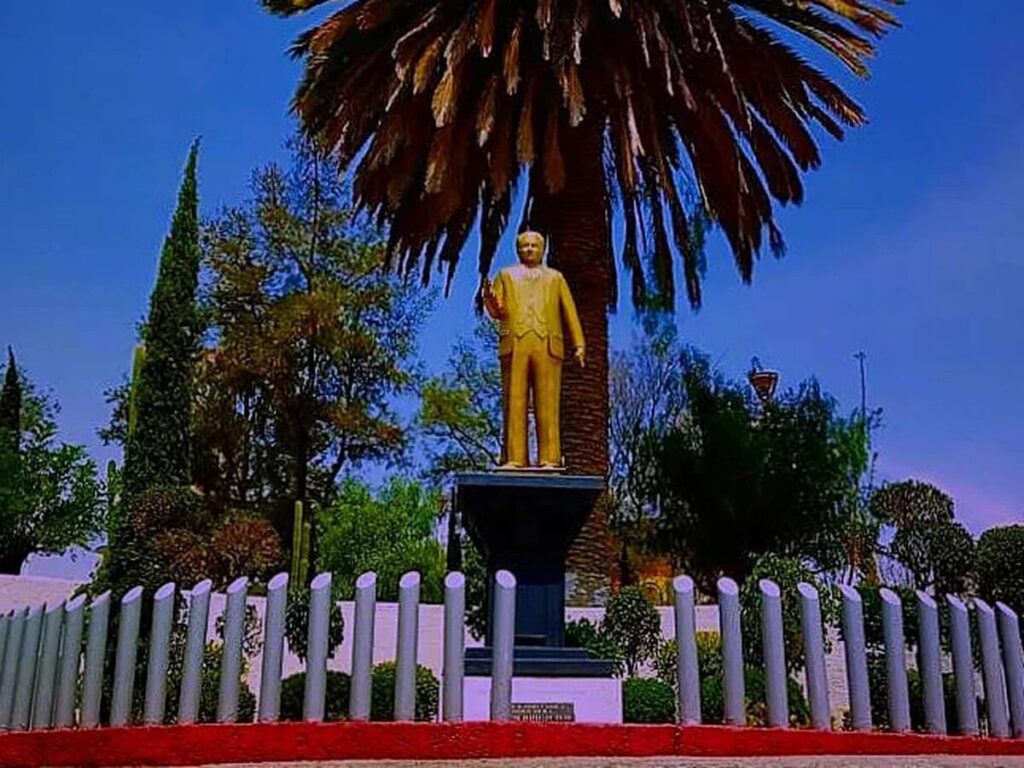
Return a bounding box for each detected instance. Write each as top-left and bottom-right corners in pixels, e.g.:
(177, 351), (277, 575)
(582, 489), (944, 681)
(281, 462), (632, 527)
(490, 264), (584, 359)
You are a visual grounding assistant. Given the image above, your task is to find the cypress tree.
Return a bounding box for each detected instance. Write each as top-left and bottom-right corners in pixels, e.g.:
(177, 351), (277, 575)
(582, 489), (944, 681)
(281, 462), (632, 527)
(0, 346), (21, 450)
(122, 141), (202, 496)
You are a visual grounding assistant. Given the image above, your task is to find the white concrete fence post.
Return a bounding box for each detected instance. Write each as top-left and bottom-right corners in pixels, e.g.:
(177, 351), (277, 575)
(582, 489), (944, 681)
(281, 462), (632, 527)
(218, 576), (249, 723)
(143, 582), (176, 725)
(759, 579), (788, 728)
(178, 579), (212, 725)
(31, 602), (64, 729)
(80, 592), (110, 728)
(916, 591), (947, 734)
(110, 587), (144, 727)
(490, 570), (516, 722)
(349, 572), (377, 721)
(997, 602), (1024, 739)
(303, 572), (332, 723)
(839, 585), (871, 732)
(798, 582), (830, 730)
(717, 577), (745, 726)
(395, 571), (422, 721)
(673, 575), (701, 725)
(258, 572), (289, 723)
(975, 598), (1011, 739)
(54, 595), (86, 729)
(442, 571), (466, 722)
(948, 594), (979, 736)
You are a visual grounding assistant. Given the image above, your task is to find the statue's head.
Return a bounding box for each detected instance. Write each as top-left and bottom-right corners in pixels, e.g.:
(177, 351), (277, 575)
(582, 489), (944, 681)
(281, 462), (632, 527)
(516, 231), (545, 267)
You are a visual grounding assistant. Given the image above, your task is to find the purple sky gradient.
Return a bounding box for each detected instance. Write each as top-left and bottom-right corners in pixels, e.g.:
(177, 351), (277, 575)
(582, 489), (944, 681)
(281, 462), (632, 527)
(2, 2), (1022, 578)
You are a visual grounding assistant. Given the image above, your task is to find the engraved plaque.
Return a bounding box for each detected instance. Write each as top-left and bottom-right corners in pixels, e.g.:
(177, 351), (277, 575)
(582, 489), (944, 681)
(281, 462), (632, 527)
(511, 702), (575, 722)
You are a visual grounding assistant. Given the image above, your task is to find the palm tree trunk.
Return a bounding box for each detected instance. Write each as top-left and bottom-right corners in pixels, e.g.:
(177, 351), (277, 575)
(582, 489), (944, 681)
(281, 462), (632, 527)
(532, 116), (614, 604)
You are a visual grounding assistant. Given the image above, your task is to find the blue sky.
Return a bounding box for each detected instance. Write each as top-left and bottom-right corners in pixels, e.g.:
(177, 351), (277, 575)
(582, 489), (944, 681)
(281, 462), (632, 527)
(2, 2), (1022, 577)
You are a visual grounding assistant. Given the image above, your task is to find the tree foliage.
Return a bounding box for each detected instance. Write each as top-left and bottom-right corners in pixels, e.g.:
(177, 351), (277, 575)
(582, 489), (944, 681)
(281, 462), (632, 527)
(0, 365), (104, 574)
(644, 349), (872, 589)
(265, 0), (897, 313)
(976, 525), (1024, 616)
(0, 347), (22, 449)
(315, 477), (446, 602)
(122, 142), (202, 497)
(195, 138), (431, 519)
(417, 320), (502, 484)
(873, 480), (975, 593)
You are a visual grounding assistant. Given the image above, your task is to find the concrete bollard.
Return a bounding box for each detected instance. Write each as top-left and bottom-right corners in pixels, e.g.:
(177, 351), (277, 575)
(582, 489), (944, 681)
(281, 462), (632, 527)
(948, 594), (979, 736)
(10, 604), (44, 731)
(304, 572), (333, 722)
(916, 591), (946, 734)
(259, 572), (289, 723)
(144, 582), (176, 725)
(349, 572), (377, 721)
(395, 571), (422, 721)
(759, 579), (788, 728)
(54, 596), (86, 729)
(178, 579), (212, 725)
(717, 578), (745, 726)
(798, 583), (830, 730)
(996, 602), (1024, 739)
(975, 598), (1011, 739)
(80, 592), (111, 728)
(673, 575), (701, 725)
(218, 576), (249, 723)
(110, 586), (144, 727)
(442, 572), (466, 722)
(839, 586), (871, 732)
(0, 608), (27, 729)
(0, 613), (9, 691)
(490, 570), (516, 722)
(31, 602), (65, 729)
(880, 588), (910, 733)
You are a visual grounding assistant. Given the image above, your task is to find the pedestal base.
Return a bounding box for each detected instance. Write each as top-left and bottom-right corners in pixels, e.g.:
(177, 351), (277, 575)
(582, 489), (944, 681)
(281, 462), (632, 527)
(465, 646), (617, 677)
(464, 676), (623, 723)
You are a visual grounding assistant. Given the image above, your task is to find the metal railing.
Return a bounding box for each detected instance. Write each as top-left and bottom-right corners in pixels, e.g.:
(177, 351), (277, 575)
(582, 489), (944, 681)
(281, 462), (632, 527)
(1, 570), (1023, 738)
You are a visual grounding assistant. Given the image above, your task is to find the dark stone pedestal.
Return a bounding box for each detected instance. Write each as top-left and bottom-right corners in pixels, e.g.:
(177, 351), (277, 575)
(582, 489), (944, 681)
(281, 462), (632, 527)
(455, 471), (615, 677)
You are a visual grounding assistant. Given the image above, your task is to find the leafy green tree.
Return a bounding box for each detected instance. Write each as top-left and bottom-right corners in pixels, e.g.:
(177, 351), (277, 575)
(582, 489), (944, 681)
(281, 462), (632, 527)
(122, 142), (202, 497)
(873, 480), (975, 593)
(195, 138), (431, 527)
(645, 349), (872, 590)
(599, 586), (662, 677)
(0, 364), (104, 574)
(976, 525), (1024, 615)
(739, 553), (840, 675)
(0, 347), (21, 448)
(417, 320), (501, 485)
(315, 477), (446, 602)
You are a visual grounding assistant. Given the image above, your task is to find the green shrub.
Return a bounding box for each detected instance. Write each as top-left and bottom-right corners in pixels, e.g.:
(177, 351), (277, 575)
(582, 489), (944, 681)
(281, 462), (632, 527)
(284, 583), (346, 663)
(654, 632), (722, 692)
(279, 671), (352, 722)
(602, 586), (662, 677)
(740, 553), (840, 674)
(370, 662), (439, 721)
(697, 664), (809, 727)
(977, 525), (1024, 616)
(566, 617), (625, 676)
(623, 677), (676, 723)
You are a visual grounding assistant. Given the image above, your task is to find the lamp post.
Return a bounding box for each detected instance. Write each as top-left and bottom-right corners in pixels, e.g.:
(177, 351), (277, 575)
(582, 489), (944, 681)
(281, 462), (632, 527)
(748, 357), (779, 407)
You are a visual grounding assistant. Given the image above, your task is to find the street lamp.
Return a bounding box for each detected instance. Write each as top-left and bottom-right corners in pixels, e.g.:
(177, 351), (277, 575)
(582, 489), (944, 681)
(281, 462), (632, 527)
(747, 356), (779, 407)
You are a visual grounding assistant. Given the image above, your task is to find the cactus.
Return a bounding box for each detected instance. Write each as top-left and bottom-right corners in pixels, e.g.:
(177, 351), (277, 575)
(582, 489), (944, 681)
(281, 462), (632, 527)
(126, 343), (146, 441)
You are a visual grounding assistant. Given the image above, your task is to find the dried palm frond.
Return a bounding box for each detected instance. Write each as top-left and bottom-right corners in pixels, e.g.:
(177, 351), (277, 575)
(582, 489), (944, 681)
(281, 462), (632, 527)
(264, 0), (900, 307)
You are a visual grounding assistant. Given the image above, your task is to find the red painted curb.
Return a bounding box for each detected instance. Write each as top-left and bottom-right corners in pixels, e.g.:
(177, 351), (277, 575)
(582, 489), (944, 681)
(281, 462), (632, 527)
(1, 722), (1023, 767)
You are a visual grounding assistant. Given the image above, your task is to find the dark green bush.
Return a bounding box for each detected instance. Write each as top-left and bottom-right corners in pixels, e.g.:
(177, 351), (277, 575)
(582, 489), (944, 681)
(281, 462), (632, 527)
(279, 671), (352, 722)
(370, 662), (439, 721)
(623, 677), (676, 723)
(977, 525), (1024, 616)
(566, 617), (625, 676)
(698, 664), (809, 727)
(601, 587), (662, 677)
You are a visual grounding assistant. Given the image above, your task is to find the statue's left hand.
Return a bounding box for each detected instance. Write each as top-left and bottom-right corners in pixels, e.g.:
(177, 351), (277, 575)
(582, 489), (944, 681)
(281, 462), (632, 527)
(574, 347), (586, 368)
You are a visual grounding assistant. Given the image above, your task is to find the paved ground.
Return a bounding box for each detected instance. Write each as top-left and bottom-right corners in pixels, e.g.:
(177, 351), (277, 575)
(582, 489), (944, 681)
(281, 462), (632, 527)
(178, 758), (1024, 768)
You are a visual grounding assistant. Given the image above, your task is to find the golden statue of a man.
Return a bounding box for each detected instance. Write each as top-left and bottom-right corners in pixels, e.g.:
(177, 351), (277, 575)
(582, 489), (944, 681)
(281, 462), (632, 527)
(483, 231), (585, 469)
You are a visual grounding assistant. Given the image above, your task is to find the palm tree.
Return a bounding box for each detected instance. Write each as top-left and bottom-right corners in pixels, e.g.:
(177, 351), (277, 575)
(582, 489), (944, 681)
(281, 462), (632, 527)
(263, 0), (899, 595)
